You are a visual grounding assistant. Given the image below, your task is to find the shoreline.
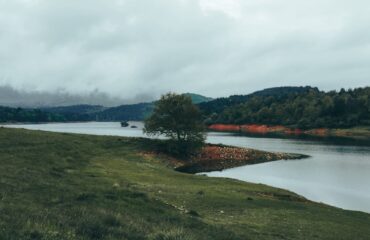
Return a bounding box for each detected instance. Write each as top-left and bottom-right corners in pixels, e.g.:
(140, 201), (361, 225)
(1, 127), (369, 239)
(0, 120), (119, 125)
(171, 144), (309, 174)
(1, 123), (310, 174)
(208, 123), (370, 140)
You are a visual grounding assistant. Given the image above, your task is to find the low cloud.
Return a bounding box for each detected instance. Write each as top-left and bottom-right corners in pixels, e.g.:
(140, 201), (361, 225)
(0, 85), (155, 107)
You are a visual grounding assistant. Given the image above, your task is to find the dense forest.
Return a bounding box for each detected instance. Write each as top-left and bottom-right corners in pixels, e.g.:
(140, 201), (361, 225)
(0, 106), (70, 122)
(198, 86), (317, 115)
(0, 105), (144, 123)
(41, 104), (106, 115)
(202, 87), (370, 129)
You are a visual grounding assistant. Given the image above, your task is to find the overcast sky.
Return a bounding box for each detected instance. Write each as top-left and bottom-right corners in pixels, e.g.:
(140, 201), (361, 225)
(0, 0), (369, 101)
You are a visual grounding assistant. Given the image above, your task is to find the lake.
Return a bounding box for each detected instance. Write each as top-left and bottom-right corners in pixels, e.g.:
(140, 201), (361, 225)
(2, 122), (370, 213)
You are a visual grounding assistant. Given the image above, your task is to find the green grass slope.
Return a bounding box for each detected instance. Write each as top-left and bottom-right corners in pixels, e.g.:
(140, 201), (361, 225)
(0, 128), (369, 240)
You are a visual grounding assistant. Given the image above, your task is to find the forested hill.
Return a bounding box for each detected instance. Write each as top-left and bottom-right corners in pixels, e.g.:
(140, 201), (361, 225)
(88, 93), (211, 121)
(93, 102), (154, 121)
(41, 105), (106, 115)
(2, 88), (369, 128)
(0, 106), (77, 123)
(203, 87), (370, 129)
(198, 86), (317, 115)
(0, 104), (153, 123)
(0, 93), (212, 123)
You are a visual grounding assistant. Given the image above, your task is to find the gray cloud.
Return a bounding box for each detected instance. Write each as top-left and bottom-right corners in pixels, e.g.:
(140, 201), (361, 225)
(0, 0), (369, 102)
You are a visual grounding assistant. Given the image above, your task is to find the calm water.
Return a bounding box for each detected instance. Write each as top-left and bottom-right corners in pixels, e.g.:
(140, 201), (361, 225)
(3, 122), (370, 213)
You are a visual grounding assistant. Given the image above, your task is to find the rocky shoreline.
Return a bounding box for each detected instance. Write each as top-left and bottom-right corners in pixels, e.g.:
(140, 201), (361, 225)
(174, 144), (309, 174)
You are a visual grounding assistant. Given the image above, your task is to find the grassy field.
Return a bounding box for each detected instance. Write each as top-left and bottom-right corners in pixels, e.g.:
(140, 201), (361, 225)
(1, 128), (370, 240)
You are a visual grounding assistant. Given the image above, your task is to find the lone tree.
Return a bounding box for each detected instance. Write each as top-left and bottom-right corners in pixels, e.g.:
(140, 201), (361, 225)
(144, 93), (206, 157)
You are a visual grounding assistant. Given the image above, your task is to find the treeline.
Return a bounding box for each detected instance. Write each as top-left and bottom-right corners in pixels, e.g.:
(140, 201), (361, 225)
(0, 103), (154, 123)
(202, 87), (370, 129)
(0, 103), (153, 123)
(2, 87), (369, 129)
(0, 106), (95, 123)
(0, 106), (65, 123)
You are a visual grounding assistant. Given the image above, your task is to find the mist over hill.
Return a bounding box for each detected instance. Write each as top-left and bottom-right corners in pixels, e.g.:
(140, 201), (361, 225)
(42, 93), (213, 121)
(0, 92), (212, 122)
(0, 86), (155, 108)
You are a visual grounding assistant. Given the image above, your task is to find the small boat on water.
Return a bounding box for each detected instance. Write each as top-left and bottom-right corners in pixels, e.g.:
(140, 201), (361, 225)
(121, 121), (129, 127)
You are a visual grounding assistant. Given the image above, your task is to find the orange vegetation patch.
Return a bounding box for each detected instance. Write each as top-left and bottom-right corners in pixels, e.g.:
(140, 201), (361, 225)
(209, 124), (317, 136)
(285, 128), (304, 135)
(208, 124), (240, 132)
(241, 124), (270, 134)
(209, 123), (298, 134)
(304, 128), (329, 136)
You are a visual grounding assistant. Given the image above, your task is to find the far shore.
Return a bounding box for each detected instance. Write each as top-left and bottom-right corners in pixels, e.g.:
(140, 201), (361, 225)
(4, 121), (369, 141)
(0, 121), (118, 125)
(208, 123), (370, 140)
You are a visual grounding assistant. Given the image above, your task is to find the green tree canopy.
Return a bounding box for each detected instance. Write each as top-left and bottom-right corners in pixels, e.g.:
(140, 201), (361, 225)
(144, 93), (206, 157)
(202, 87), (370, 129)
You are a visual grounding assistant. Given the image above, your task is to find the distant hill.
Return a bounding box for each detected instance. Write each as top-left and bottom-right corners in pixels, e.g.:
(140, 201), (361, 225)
(42, 105), (106, 115)
(199, 86), (318, 115)
(92, 102), (154, 121)
(0, 106), (70, 123)
(40, 103), (152, 122)
(9, 87), (369, 129)
(38, 93), (212, 122)
(183, 93), (213, 104)
(251, 86), (319, 97)
(90, 93), (212, 121)
(203, 87), (370, 129)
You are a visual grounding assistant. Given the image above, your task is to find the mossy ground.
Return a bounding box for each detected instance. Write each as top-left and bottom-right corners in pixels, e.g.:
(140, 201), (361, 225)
(1, 128), (369, 240)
